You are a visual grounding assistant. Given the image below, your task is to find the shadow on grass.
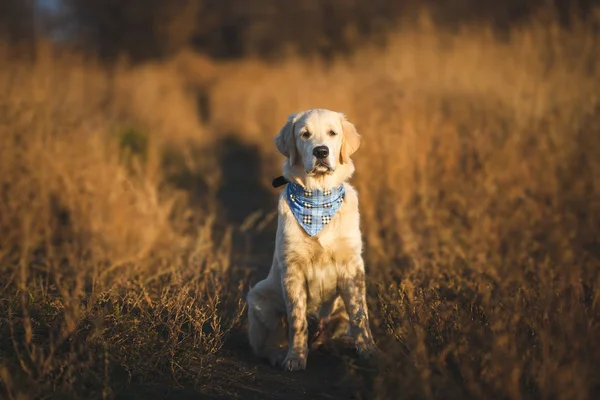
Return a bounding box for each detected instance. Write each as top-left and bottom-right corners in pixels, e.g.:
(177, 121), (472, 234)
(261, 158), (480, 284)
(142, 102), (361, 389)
(162, 132), (278, 277)
(215, 135), (279, 281)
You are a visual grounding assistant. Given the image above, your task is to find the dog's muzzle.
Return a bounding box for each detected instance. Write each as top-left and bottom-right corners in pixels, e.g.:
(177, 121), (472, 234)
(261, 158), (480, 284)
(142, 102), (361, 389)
(309, 146), (333, 174)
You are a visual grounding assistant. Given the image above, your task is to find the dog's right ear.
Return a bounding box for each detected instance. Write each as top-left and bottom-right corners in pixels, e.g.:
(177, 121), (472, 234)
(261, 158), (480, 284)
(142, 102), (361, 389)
(339, 113), (361, 164)
(274, 112), (301, 166)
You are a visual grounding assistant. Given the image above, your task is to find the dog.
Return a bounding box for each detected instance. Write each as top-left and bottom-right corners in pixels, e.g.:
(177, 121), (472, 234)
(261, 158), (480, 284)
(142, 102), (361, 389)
(246, 109), (379, 371)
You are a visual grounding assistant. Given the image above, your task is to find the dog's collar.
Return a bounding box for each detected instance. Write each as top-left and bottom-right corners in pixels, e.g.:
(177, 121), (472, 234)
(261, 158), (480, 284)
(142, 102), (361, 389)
(285, 181), (345, 237)
(272, 175), (289, 188)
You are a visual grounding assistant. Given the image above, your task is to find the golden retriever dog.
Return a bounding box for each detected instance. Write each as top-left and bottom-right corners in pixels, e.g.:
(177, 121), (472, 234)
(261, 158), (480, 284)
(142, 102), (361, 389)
(246, 109), (379, 371)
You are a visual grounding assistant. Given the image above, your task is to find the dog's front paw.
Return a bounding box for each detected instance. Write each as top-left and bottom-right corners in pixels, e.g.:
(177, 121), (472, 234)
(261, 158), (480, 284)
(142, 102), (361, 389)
(282, 352), (307, 371)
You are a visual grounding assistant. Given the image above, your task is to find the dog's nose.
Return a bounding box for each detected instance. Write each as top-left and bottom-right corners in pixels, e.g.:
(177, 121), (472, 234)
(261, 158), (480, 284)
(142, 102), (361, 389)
(313, 146), (329, 159)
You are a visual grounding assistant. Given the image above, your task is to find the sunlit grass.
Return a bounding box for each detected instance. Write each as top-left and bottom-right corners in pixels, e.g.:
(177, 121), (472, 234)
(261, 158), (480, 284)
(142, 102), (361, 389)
(1, 8), (599, 399)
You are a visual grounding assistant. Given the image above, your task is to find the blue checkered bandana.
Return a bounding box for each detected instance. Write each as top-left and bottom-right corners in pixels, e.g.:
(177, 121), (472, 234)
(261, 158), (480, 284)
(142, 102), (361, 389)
(286, 182), (345, 237)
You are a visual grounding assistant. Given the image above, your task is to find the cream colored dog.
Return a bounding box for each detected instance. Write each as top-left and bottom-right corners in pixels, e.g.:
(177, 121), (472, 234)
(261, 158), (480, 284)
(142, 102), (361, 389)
(246, 109), (379, 371)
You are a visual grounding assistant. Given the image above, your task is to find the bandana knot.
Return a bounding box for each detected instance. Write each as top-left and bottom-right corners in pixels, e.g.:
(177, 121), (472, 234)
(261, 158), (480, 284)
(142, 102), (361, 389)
(286, 182), (345, 237)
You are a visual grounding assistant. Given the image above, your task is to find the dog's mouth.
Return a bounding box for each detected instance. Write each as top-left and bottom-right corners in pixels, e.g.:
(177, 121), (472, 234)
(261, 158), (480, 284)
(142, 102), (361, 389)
(308, 161), (333, 175)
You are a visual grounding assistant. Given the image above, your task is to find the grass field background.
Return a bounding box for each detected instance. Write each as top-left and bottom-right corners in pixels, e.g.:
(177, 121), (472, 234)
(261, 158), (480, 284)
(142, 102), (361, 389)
(1, 6), (599, 399)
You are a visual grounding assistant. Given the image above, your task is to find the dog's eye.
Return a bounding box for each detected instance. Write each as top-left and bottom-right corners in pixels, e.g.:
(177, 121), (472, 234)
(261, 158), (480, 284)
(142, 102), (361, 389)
(329, 130), (337, 136)
(301, 131), (311, 139)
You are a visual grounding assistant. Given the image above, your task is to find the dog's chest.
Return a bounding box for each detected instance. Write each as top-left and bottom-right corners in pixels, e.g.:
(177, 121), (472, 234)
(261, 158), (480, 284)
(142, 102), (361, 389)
(305, 259), (339, 312)
(287, 236), (358, 312)
(302, 241), (340, 308)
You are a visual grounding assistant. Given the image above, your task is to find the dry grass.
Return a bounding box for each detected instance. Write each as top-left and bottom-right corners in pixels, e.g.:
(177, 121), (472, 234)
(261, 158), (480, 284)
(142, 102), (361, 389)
(0, 43), (244, 399)
(1, 7), (600, 400)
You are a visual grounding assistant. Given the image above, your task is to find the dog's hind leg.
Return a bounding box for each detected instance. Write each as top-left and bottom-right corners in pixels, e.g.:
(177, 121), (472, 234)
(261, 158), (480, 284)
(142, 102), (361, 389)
(247, 281), (288, 366)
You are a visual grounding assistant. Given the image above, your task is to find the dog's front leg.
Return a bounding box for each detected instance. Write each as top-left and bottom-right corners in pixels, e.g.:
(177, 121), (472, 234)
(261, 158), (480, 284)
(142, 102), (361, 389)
(281, 266), (308, 371)
(339, 257), (379, 359)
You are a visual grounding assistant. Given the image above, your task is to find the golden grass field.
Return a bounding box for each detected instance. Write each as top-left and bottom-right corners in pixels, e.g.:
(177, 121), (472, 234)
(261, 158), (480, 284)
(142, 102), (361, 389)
(1, 8), (599, 400)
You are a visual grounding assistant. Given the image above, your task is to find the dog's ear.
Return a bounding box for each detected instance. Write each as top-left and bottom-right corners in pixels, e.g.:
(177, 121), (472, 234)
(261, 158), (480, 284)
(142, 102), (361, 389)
(274, 112), (301, 166)
(339, 113), (361, 164)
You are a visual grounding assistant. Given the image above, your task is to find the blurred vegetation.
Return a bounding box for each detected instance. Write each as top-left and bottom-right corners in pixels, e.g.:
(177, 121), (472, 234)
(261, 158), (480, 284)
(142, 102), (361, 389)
(1, 0), (598, 60)
(1, 0), (599, 399)
(118, 126), (149, 170)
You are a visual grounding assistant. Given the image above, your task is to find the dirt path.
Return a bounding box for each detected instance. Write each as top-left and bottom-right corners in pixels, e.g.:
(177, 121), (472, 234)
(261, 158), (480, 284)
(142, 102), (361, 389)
(204, 332), (363, 400)
(114, 331), (363, 400)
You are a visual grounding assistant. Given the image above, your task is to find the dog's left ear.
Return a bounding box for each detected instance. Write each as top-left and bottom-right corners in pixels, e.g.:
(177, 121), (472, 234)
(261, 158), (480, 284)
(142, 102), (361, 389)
(339, 113), (361, 164)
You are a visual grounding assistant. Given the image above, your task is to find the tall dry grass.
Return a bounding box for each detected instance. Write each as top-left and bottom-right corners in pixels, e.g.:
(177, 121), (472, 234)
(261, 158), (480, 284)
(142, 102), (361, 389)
(1, 7), (599, 399)
(0, 43), (243, 398)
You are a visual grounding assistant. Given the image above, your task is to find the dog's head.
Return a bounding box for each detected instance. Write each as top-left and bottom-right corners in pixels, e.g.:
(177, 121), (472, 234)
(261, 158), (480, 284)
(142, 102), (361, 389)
(275, 109), (361, 188)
